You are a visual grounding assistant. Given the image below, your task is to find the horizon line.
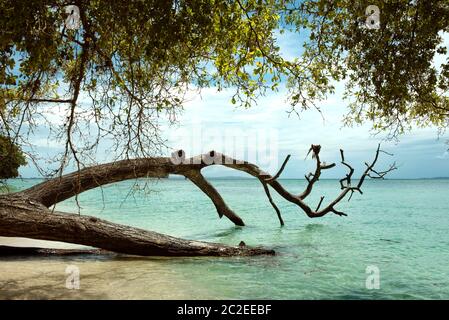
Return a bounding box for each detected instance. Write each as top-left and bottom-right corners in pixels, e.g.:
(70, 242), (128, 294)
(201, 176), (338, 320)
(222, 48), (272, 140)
(9, 176), (449, 181)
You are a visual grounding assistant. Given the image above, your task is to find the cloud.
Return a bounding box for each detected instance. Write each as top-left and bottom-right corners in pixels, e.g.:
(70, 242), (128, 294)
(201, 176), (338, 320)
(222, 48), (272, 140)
(160, 81), (449, 178)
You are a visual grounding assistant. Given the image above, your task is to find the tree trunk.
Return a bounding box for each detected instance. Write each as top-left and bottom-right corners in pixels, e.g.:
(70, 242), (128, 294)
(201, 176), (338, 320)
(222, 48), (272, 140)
(0, 194), (273, 256)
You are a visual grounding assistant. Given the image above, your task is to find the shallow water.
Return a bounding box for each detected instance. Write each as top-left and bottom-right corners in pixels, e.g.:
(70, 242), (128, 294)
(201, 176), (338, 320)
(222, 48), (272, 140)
(1, 178), (449, 299)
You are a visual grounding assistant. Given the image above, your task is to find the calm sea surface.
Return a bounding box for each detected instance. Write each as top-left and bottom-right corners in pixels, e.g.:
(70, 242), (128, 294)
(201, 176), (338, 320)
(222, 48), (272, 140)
(1, 178), (449, 299)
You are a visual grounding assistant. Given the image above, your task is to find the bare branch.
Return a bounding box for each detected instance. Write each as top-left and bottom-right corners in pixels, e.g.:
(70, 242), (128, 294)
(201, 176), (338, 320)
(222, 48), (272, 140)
(331, 208), (347, 217)
(265, 154), (291, 182)
(183, 170), (245, 226)
(259, 179), (284, 226)
(315, 196), (324, 211)
(23, 146), (394, 226)
(27, 98), (73, 104)
(299, 144), (335, 200)
(339, 148), (355, 189)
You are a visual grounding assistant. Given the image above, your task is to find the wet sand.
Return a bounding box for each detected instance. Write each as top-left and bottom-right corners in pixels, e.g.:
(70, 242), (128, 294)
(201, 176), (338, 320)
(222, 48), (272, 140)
(0, 237), (207, 299)
(0, 256), (206, 299)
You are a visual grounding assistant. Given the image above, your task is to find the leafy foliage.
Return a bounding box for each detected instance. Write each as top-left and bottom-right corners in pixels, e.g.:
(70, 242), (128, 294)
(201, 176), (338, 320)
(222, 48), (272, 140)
(0, 134), (27, 179)
(284, 0), (449, 135)
(0, 0), (288, 171)
(0, 0), (448, 174)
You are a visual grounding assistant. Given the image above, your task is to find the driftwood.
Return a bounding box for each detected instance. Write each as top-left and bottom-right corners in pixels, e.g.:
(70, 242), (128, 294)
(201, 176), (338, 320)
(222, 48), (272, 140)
(0, 145), (395, 257)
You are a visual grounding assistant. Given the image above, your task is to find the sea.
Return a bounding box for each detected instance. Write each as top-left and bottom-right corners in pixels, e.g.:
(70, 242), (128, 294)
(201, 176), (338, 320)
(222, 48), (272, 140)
(1, 178), (448, 299)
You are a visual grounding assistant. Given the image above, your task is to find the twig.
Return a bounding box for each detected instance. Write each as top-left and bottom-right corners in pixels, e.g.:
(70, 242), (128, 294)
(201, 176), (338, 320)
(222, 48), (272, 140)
(265, 155), (291, 182)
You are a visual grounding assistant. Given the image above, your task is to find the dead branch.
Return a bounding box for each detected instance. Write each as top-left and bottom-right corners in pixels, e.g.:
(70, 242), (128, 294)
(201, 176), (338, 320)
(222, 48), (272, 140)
(299, 145), (336, 200)
(259, 177), (284, 226)
(265, 155), (291, 182)
(23, 145), (395, 227)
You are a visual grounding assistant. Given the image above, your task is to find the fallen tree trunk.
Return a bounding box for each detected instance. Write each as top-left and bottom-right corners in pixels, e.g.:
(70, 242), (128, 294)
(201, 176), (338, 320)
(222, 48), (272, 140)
(0, 194), (273, 256)
(0, 246), (112, 256)
(0, 145), (394, 257)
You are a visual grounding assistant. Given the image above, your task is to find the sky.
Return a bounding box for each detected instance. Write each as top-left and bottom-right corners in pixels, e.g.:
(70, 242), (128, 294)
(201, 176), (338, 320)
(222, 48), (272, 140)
(18, 29), (449, 180)
(163, 85), (449, 179)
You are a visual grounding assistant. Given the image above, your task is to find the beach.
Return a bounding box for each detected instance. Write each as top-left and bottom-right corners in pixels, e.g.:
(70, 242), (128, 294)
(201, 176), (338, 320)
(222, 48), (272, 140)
(0, 237), (84, 249)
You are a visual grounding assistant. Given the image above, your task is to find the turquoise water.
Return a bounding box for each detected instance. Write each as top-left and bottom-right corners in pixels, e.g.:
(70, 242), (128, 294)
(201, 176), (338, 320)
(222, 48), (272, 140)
(1, 178), (449, 299)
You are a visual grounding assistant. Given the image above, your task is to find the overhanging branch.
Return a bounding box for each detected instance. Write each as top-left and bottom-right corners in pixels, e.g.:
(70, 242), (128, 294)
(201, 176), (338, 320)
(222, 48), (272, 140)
(22, 145), (395, 226)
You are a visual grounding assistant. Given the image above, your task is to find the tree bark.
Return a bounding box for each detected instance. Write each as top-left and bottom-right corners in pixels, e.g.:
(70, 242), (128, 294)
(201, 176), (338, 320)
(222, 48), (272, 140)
(0, 194), (273, 256)
(0, 246), (111, 256)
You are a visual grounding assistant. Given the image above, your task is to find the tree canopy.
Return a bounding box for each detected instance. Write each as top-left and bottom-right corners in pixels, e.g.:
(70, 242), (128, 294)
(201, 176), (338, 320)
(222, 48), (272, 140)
(0, 0), (448, 174)
(296, 0), (449, 136)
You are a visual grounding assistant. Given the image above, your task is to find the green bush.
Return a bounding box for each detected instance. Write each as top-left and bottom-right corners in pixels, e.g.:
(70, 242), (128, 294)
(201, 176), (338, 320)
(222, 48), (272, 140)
(0, 135), (27, 179)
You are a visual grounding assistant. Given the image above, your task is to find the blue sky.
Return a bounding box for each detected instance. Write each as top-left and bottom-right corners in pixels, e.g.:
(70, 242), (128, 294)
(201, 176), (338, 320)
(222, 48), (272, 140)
(18, 30), (449, 179)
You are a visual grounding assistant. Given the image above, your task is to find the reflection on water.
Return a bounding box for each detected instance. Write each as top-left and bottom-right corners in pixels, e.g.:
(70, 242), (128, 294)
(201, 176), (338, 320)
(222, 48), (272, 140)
(186, 225), (244, 240)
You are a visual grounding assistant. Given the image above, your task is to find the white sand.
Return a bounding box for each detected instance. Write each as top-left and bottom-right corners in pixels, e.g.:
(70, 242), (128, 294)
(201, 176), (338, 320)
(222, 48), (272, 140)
(0, 236), (85, 249)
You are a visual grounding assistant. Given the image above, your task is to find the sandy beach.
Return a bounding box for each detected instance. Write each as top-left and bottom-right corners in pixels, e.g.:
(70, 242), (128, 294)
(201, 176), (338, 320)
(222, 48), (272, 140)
(0, 237), (203, 299)
(0, 237), (85, 249)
